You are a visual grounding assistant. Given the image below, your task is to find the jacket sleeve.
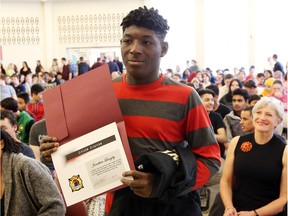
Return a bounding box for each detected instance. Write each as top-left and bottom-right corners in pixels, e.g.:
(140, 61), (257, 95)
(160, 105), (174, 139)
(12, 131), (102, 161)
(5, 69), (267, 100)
(134, 144), (197, 201)
(185, 90), (221, 189)
(23, 158), (66, 216)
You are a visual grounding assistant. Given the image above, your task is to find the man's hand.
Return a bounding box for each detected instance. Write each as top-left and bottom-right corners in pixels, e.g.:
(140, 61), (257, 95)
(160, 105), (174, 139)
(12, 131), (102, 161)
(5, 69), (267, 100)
(121, 170), (154, 198)
(39, 136), (59, 161)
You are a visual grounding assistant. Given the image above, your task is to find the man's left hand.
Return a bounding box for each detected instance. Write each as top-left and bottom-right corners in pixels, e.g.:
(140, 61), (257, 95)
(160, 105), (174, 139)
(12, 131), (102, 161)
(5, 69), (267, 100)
(121, 170), (154, 198)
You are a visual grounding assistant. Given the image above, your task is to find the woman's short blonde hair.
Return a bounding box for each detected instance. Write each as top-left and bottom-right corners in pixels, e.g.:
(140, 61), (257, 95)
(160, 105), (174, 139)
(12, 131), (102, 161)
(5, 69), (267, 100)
(252, 97), (284, 122)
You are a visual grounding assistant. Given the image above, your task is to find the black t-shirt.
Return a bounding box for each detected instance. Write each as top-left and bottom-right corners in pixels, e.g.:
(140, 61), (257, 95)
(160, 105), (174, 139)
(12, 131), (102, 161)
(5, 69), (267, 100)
(215, 103), (232, 119)
(209, 111), (226, 158)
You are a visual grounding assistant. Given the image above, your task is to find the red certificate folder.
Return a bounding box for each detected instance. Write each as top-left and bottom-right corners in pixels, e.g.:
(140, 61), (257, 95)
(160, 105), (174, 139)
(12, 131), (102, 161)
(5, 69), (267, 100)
(42, 64), (134, 170)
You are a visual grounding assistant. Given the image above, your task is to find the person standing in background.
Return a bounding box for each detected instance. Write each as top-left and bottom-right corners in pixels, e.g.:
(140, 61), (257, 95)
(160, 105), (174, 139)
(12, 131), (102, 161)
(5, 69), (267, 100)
(272, 54), (284, 76)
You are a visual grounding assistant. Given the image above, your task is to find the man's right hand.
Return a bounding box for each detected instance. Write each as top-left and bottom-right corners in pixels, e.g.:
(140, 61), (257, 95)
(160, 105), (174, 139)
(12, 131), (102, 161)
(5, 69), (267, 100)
(39, 136), (60, 161)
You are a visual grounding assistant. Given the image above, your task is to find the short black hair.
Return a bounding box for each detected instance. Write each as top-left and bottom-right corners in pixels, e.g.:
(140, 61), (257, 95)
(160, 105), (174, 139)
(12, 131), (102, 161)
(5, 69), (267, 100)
(232, 88), (249, 101)
(1, 109), (17, 126)
(31, 84), (45, 95)
(206, 84), (219, 96)
(121, 6), (169, 39)
(248, 94), (261, 104)
(198, 89), (215, 98)
(17, 92), (30, 104)
(242, 106), (254, 114)
(243, 79), (256, 88)
(1, 97), (18, 112)
(0, 127), (23, 154)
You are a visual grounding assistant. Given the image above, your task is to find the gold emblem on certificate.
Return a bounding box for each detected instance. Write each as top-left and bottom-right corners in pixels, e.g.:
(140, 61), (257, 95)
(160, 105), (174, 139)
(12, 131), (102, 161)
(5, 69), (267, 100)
(68, 175), (84, 192)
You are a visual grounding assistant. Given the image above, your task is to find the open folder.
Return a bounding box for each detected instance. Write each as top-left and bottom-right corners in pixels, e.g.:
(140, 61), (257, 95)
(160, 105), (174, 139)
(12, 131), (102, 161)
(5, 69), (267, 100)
(43, 64), (134, 206)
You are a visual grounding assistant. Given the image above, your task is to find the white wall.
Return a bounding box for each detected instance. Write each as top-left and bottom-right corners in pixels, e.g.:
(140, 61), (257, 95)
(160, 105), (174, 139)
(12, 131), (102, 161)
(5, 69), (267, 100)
(1, 0), (287, 74)
(1, 0), (143, 71)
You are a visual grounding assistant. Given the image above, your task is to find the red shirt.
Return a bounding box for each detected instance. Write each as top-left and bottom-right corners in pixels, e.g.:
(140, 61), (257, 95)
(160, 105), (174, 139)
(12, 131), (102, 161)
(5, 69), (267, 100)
(27, 102), (45, 122)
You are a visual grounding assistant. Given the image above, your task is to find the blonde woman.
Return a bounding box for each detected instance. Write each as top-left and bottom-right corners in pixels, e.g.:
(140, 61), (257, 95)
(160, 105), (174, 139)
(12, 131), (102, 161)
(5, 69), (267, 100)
(220, 97), (286, 216)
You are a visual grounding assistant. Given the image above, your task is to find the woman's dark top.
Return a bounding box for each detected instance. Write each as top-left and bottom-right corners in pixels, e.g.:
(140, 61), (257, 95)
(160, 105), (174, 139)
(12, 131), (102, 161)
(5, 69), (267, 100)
(233, 133), (286, 212)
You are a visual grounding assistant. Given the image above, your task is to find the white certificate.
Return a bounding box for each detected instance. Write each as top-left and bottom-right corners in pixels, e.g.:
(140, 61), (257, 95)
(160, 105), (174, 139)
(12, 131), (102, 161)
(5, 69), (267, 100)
(52, 122), (132, 206)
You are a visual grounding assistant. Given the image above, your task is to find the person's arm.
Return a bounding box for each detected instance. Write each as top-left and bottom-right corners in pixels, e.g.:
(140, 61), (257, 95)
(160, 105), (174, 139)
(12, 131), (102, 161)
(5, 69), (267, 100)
(187, 91), (221, 189)
(30, 145), (41, 161)
(223, 116), (233, 143)
(215, 127), (227, 144)
(238, 146), (287, 216)
(9, 85), (17, 100)
(24, 158), (66, 215)
(220, 136), (239, 216)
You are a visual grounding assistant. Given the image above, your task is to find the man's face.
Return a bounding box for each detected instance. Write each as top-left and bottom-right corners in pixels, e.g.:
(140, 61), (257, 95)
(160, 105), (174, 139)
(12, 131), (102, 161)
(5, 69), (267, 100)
(120, 25), (168, 85)
(12, 77), (19, 85)
(0, 118), (17, 139)
(33, 92), (43, 102)
(17, 98), (27, 111)
(240, 110), (254, 132)
(232, 95), (246, 112)
(201, 93), (214, 113)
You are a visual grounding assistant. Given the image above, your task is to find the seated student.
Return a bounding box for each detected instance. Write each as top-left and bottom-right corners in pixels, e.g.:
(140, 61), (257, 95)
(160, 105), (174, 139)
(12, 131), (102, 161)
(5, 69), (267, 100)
(29, 119), (53, 171)
(243, 79), (262, 95)
(218, 74), (234, 101)
(247, 94), (261, 107)
(198, 89), (227, 158)
(198, 89), (227, 211)
(0, 97), (35, 144)
(206, 84), (232, 119)
(17, 92), (36, 120)
(47, 72), (61, 86)
(240, 106), (254, 133)
(220, 79), (243, 109)
(0, 128), (66, 216)
(1, 109), (35, 158)
(28, 84), (45, 121)
(223, 88), (249, 143)
(11, 74), (26, 94)
(261, 77), (275, 97)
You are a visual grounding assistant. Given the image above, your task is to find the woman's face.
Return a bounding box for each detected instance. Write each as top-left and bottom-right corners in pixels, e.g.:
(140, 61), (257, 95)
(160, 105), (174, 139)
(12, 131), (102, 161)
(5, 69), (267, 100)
(253, 105), (280, 133)
(217, 74), (223, 83)
(230, 80), (240, 92)
(264, 71), (272, 79)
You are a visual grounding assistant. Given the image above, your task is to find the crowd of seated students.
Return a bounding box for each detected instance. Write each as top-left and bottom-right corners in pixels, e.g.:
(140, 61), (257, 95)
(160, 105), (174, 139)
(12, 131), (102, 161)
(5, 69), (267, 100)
(166, 59), (287, 213)
(0, 55), (287, 215)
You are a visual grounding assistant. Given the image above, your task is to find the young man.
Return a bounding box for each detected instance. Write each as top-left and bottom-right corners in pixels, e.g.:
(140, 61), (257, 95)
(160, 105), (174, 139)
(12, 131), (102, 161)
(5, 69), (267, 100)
(0, 97), (35, 144)
(28, 84), (45, 121)
(240, 106), (254, 133)
(206, 84), (232, 119)
(17, 92), (36, 120)
(198, 89), (227, 211)
(40, 7), (220, 216)
(60, 57), (72, 81)
(223, 88), (249, 143)
(198, 89), (227, 158)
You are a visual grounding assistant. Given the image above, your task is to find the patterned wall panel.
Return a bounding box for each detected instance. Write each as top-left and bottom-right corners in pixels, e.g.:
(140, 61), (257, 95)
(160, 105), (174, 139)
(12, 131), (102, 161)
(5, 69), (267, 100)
(0, 17), (40, 45)
(57, 13), (126, 44)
